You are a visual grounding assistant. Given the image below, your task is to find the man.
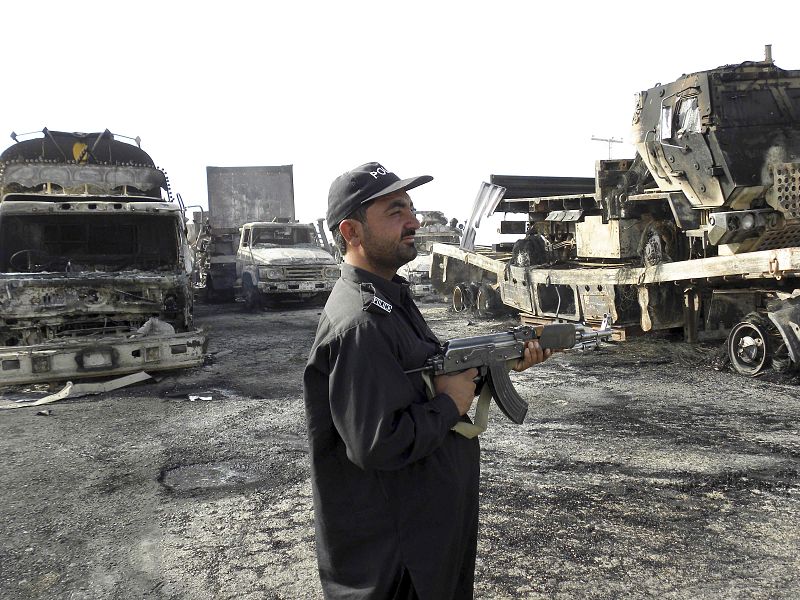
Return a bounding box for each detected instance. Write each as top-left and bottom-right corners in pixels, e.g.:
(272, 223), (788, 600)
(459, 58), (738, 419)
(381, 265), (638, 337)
(303, 162), (550, 599)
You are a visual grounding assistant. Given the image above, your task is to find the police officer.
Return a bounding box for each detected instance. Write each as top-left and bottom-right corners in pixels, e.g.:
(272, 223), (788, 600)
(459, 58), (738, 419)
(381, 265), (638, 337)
(303, 162), (549, 599)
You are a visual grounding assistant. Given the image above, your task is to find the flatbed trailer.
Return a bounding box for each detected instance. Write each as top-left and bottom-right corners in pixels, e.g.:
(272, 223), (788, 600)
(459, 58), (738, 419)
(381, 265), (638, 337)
(430, 242), (800, 373)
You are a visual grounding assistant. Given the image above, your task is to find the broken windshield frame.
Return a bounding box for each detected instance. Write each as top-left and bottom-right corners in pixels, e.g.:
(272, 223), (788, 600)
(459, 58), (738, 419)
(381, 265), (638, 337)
(0, 213), (181, 273)
(250, 226), (315, 248)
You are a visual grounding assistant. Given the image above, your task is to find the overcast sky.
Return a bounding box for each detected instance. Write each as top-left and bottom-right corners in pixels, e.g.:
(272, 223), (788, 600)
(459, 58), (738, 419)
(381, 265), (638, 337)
(3, 1), (799, 228)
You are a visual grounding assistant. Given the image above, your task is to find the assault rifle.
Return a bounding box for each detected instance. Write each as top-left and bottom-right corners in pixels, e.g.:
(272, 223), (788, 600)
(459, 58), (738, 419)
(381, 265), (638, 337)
(406, 318), (613, 438)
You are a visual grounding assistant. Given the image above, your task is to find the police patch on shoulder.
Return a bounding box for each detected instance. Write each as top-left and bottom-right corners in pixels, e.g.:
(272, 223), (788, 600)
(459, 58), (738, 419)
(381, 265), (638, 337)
(367, 295), (393, 314)
(360, 282), (393, 315)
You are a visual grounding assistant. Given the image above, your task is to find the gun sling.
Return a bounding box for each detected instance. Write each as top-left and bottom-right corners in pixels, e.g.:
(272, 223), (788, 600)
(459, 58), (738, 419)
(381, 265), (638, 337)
(421, 358), (521, 439)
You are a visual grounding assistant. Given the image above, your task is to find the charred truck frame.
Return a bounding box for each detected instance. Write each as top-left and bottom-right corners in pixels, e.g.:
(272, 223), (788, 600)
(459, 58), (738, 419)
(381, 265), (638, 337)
(0, 129), (206, 385)
(431, 49), (800, 376)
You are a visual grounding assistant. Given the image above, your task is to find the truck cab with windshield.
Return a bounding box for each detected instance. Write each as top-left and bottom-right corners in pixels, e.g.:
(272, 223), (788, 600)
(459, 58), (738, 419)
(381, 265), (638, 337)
(0, 128), (205, 384)
(236, 221), (339, 309)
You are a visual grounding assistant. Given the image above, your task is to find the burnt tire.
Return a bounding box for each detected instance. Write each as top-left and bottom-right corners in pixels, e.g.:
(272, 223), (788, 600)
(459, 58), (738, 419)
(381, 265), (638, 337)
(243, 279), (262, 312)
(475, 283), (501, 317)
(512, 234), (550, 267)
(452, 282), (474, 313)
(726, 312), (784, 376)
(206, 277), (235, 303)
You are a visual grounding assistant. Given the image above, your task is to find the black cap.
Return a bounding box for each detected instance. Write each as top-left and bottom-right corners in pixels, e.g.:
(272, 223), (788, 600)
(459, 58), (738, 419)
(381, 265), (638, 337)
(326, 162), (433, 230)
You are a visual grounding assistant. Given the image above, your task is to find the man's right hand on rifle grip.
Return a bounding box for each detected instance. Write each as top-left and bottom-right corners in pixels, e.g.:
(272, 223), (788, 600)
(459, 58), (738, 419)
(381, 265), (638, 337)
(434, 368), (479, 415)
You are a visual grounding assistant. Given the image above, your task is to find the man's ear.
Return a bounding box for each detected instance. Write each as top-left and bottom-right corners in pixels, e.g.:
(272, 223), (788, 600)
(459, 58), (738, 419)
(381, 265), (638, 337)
(339, 219), (362, 249)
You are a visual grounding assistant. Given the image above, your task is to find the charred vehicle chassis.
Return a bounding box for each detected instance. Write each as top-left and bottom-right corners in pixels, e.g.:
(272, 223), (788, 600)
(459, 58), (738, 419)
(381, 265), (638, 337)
(430, 50), (800, 376)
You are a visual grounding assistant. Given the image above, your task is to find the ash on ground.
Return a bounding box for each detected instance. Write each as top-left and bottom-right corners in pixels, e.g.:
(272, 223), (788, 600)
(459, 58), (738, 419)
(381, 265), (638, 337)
(1, 302), (798, 599)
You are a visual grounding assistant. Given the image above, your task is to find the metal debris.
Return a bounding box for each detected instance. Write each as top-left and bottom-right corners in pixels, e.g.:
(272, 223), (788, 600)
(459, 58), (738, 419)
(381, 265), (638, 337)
(0, 371), (152, 410)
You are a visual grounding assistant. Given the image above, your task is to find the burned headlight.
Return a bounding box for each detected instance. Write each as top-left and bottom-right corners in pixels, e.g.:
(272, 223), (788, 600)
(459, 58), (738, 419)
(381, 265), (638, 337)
(258, 267), (284, 280)
(323, 266), (341, 279)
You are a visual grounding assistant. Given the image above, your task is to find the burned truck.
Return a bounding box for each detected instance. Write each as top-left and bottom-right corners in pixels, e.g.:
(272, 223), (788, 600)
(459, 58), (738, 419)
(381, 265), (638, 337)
(194, 165), (297, 302)
(0, 129), (205, 385)
(431, 48), (800, 376)
(397, 210), (462, 299)
(236, 220), (339, 309)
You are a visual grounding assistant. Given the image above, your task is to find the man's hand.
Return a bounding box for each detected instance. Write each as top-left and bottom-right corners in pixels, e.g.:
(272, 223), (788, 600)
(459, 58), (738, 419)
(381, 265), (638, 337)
(512, 340), (551, 372)
(434, 368), (478, 415)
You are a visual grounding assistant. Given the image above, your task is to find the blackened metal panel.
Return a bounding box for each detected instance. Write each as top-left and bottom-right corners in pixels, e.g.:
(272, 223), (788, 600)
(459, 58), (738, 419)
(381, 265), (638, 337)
(1, 130), (155, 166)
(1, 163), (167, 194)
(461, 182), (506, 251)
(490, 175), (596, 199)
(206, 165), (295, 229)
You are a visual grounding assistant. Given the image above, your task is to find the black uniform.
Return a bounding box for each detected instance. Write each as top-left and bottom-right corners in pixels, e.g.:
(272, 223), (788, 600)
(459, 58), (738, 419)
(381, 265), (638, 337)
(303, 264), (480, 599)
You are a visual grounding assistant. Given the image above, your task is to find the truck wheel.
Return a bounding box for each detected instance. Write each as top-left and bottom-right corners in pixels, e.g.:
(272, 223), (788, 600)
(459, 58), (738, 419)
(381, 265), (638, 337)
(243, 280), (262, 312)
(206, 276), (235, 303)
(726, 312), (782, 376)
(452, 282), (471, 312)
(476, 283), (501, 317)
(205, 276), (219, 303)
(311, 292), (330, 307)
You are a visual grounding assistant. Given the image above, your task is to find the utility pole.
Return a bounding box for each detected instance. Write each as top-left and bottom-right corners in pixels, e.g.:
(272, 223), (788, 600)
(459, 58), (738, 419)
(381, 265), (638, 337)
(591, 135), (624, 159)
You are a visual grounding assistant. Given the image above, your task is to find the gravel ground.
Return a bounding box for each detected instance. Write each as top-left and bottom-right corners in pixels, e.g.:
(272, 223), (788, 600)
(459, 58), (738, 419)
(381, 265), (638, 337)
(1, 300), (798, 599)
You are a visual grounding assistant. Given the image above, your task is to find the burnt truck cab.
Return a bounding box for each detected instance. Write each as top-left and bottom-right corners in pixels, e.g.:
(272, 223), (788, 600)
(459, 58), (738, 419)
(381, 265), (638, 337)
(236, 221), (339, 308)
(0, 129), (206, 385)
(630, 53), (800, 255)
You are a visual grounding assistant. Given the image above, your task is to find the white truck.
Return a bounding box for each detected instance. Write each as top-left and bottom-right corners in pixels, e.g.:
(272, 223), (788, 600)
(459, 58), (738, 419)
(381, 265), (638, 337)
(236, 221), (339, 309)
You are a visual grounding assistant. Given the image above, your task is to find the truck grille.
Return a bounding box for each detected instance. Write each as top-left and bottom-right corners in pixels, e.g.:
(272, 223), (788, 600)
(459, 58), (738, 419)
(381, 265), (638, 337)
(285, 266), (325, 280)
(53, 320), (141, 338)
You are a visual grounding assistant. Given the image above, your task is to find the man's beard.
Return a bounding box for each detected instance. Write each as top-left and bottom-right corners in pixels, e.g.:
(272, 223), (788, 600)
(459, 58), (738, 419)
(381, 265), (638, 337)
(361, 225), (417, 273)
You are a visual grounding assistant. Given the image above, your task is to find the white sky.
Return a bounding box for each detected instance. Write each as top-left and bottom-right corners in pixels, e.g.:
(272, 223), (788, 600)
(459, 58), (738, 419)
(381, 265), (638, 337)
(3, 1), (800, 229)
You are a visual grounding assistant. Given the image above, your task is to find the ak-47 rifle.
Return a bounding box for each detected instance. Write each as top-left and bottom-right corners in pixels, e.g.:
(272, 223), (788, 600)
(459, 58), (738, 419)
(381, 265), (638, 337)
(406, 318), (613, 438)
